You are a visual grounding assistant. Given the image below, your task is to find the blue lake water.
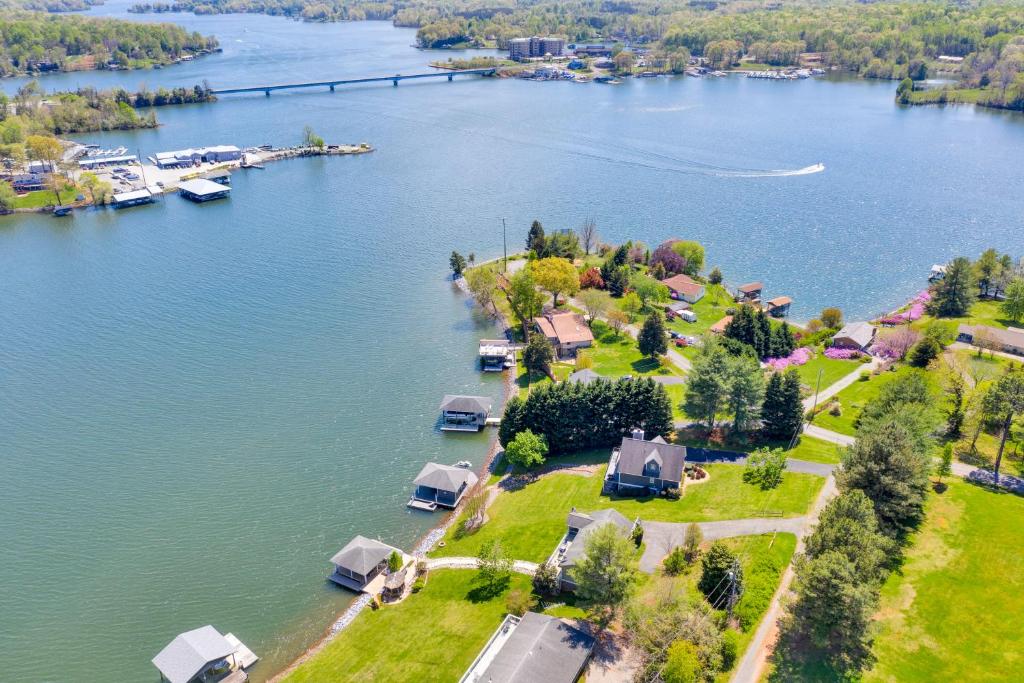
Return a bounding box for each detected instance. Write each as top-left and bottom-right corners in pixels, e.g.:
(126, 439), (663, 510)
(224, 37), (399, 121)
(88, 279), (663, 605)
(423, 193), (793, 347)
(1, 3), (1023, 681)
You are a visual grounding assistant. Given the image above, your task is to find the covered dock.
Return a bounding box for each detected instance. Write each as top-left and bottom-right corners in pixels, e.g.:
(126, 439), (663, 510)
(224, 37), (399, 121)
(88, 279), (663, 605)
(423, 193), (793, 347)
(479, 339), (515, 372)
(111, 188), (155, 209)
(179, 178), (231, 202)
(78, 154), (138, 169)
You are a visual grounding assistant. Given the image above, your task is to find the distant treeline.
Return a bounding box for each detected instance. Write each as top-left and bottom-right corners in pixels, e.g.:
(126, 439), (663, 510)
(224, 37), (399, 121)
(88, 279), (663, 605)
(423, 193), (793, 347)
(5, 0), (105, 11)
(0, 12), (219, 76)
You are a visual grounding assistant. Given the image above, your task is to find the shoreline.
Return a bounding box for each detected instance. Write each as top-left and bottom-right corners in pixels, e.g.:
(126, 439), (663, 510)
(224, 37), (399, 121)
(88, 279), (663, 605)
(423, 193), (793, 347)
(266, 260), (515, 683)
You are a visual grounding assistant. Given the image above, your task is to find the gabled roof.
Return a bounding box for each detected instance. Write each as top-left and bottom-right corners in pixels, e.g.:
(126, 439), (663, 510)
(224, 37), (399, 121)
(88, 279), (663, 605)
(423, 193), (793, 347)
(535, 312), (594, 344)
(330, 535), (394, 574)
(661, 274), (703, 298)
(834, 321), (876, 348)
(152, 625), (236, 683)
(738, 281), (763, 293)
(958, 324), (1024, 350)
(561, 508), (634, 568)
(615, 435), (686, 482)
(414, 462), (478, 492)
(567, 368), (602, 384)
(767, 296), (792, 307)
(709, 315), (733, 334)
(440, 395), (492, 414)
(475, 612), (595, 683)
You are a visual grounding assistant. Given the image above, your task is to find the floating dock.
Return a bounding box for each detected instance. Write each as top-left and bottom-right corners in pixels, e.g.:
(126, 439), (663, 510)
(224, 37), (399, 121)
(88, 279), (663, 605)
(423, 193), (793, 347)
(178, 178), (231, 202)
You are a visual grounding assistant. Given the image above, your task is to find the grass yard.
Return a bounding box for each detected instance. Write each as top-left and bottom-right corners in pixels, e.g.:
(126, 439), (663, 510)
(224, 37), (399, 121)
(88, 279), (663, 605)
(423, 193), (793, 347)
(866, 480), (1024, 682)
(916, 299), (1018, 335)
(791, 352), (863, 391)
(432, 464), (823, 563)
(282, 570), (531, 683)
(808, 366), (914, 436)
(13, 187), (80, 209)
(785, 435), (844, 464)
(666, 284), (734, 359)
(588, 319), (683, 377)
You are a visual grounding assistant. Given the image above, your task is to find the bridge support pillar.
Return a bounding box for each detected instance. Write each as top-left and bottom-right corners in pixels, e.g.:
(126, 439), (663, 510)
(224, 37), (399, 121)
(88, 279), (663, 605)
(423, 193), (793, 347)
(392, 79), (399, 87)
(265, 89), (271, 97)
(329, 84), (335, 92)
(448, 74), (454, 82)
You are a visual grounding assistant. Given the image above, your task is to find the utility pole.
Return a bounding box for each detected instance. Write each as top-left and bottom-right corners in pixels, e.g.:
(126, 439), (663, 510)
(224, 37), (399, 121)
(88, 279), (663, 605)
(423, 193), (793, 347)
(726, 559), (740, 622)
(811, 366), (824, 415)
(501, 217), (508, 274)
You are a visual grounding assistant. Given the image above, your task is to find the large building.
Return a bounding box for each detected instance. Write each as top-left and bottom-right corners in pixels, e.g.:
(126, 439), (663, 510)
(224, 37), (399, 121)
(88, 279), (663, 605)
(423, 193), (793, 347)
(508, 36), (565, 61)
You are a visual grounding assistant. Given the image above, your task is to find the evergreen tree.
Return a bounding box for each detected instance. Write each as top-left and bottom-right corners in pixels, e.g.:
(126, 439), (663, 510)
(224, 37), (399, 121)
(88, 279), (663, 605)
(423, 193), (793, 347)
(604, 265), (630, 297)
(804, 490), (892, 580)
(770, 322), (796, 358)
(929, 256), (977, 317)
(449, 250), (467, 277)
(638, 311), (668, 358)
(708, 266), (723, 285)
(755, 309), (772, 358)
(761, 369), (804, 440)
(837, 419), (931, 539)
(726, 355), (765, 434)
(574, 523), (638, 627)
(698, 542), (742, 609)
(498, 395), (525, 446)
(523, 332), (554, 377)
(908, 336), (941, 367)
(526, 219), (546, 256)
(684, 339), (731, 431)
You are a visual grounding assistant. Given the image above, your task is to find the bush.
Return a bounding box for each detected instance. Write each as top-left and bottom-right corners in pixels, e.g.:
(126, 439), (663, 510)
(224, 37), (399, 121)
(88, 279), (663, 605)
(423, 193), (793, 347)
(828, 402), (842, 417)
(720, 629), (740, 670)
(631, 523), (644, 546)
(664, 546), (688, 575)
(533, 561), (560, 596)
(505, 588), (536, 616)
(411, 578), (425, 594)
(665, 486), (682, 500)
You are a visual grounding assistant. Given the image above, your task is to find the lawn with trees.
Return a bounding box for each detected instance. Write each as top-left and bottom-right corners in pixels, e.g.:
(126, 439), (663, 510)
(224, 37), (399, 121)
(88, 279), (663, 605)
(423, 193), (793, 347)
(281, 570), (532, 683)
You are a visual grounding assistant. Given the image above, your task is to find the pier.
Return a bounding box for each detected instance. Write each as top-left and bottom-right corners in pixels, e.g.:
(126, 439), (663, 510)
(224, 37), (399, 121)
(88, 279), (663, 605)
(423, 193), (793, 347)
(210, 68), (497, 97)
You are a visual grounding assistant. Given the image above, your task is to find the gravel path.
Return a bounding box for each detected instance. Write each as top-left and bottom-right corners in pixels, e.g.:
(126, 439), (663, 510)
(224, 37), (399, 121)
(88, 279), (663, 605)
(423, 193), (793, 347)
(802, 423), (855, 446)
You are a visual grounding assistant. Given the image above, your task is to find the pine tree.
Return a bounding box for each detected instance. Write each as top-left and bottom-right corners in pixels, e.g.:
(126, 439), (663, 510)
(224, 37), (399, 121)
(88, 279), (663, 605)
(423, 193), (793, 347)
(726, 355), (765, 434)
(761, 369), (804, 440)
(684, 340), (731, 431)
(929, 256), (976, 317)
(499, 396), (525, 446)
(770, 322), (796, 358)
(526, 220), (546, 256)
(638, 311), (668, 358)
(698, 542), (742, 608)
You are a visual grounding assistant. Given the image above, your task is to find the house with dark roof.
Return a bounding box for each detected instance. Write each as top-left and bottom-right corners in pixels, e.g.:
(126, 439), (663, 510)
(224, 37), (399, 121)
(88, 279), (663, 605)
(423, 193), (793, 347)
(534, 312), (594, 358)
(957, 324), (1024, 356)
(152, 625), (258, 683)
(460, 612), (595, 683)
(604, 430), (687, 495)
(408, 462), (478, 510)
(440, 394), (492, 431)
(549, 508), (636, 590)
(660, 274), (705, 304)
(328, 535), (401, 592)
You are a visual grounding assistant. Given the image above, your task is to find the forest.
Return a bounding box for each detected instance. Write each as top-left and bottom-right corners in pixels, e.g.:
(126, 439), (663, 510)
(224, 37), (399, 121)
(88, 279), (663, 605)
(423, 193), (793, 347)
(0, 12), (218, 75)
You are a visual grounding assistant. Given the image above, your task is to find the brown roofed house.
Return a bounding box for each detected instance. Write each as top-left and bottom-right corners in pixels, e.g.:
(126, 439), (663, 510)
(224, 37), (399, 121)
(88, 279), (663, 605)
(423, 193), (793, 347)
(709, 315), (733, 335)
(534, 312), (594, 358)
(957, 324), (1024, 356)
(660, 274), (705, 304)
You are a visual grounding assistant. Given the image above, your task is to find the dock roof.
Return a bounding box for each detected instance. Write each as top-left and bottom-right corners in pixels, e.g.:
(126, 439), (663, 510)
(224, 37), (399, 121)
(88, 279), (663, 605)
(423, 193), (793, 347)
(414, 462), (478, 492)
(152, 625), (236, 683)
(178, 178), (231, 197)
(112, 189), (152, 203)
(767, 296), (792, 307)
(738, 281), (763, 293)
(440, 395), (492, 414)
(330, 535), (395, 575)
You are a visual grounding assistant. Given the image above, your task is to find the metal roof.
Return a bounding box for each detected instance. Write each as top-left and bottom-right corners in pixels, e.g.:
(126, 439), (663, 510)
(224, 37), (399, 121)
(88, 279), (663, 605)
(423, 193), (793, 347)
(152, 625), (236, 683)
(474, 612), (595, 683)
(567, 368), (602, 384)
(413, 462), (478, 492)
(440, 395), (492, 414)
(178, 178), (231, 197)
(560, 509), (633, 568)
(330, 535), (394, 575)
(112, 189), (152, 203)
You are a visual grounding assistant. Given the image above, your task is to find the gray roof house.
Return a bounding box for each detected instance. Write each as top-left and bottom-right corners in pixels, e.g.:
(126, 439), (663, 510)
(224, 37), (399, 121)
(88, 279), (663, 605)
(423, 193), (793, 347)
(567, 368), (603, 385)
(329, 535), (399, 592)
(832, 321), (877, 351)
(409, 462), (479, 511)
(152, 625), (257, 683)
(460, 612), (596, 683)
(604, 430), (687, 495)
(551, 508), (636, 590)
(440, 394), (492, 432)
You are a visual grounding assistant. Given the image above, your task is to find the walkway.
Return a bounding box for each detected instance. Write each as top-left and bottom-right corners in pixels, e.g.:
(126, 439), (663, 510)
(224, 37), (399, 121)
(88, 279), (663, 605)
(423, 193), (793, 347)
(686, 450), (836, 477)
(803, 423), (855, 446)
(639, 517), (808, 573)
(423, 556), (539, 575)
(802, 357), (881, 411)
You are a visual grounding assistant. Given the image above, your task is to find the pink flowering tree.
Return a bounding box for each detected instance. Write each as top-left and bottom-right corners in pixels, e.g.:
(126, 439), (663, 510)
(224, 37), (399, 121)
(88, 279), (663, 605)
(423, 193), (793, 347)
(766, 346), (813, 370)
(874, 327), (920, 360)
(824, 347), (862, 360)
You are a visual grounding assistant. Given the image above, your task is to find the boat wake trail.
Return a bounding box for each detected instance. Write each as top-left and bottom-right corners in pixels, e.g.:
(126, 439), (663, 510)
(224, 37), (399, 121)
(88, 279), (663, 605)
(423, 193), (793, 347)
(714, 163), (826, 178)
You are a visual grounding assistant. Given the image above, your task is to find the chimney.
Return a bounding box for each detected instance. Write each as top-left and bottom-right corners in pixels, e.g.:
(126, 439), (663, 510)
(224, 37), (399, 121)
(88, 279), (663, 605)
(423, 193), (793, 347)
(631, 428), (645, 441)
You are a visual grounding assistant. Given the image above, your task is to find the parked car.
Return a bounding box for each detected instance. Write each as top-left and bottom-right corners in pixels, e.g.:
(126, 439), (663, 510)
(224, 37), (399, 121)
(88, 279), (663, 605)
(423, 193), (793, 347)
(669, 330), (681, 339)
(674, 338), (688, 348)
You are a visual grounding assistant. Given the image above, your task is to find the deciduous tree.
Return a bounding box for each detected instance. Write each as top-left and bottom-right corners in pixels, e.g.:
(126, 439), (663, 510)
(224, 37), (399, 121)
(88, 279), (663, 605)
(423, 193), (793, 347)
(1001, 278), (1024, 322)
(522, 332), (554, 378)
(504, 428), (548, 469)
(531, 257), (579, 307)
(574, 523), (638, 627)
(579, 217), (598, 255)
(820, 307), (843, 329)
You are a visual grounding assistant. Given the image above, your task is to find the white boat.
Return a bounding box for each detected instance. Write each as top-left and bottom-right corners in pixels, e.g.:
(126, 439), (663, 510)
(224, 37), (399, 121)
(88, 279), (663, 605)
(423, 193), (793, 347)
(454, 461), (472, 469)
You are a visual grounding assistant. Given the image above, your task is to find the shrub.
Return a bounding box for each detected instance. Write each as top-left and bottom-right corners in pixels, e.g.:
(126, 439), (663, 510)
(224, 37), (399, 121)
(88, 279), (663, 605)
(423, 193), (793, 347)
(720, 629), (740, 669)
(664, 546), (688, 575)
(505, 588), (536, 616)
(532, 561), (560, 596)
(631, 523), (644, 546)
(828, 402), (842, 416)
(411, 578), (425, 594)
(665, 486), (682, 500)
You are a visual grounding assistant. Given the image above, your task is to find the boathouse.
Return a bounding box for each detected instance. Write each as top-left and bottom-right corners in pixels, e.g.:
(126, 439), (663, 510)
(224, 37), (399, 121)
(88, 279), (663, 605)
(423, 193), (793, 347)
(152, 625), (258, 683)
(766, 296), (792, 318)
(460, 612), (595, 683)
(736, 281), (763, 303)
(479, 339), (514, 372)
(329, 535), (401, 592)
(78, 154), (137, 170)
(111, 188), (155, 209)
(440, 395), (492, 431)
(550, 508), (635, 591)
(409, 462), (478, 510)
(178, 179), (231, 203)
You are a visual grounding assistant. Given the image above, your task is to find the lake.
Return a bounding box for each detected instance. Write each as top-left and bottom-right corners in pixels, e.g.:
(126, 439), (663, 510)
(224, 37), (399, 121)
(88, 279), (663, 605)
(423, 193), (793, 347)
(1, 3), (1023, 681)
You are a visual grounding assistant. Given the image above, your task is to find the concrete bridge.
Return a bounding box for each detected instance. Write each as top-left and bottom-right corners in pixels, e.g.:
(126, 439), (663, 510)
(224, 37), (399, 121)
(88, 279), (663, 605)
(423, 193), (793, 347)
(210, 68), (497, 96)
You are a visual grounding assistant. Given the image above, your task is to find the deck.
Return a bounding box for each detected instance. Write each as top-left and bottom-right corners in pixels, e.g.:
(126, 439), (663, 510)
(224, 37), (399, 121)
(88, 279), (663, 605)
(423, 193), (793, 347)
(407, 498), (438, 512)
(224, 633), (259, 669)
(441, 423), (483, 432)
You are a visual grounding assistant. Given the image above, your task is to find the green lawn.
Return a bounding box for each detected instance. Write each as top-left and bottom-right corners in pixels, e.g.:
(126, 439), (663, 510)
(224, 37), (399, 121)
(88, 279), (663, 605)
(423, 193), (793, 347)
(432, 464), (823, 563)
(785, 435), (844, 464)
(664, 384), (686, 420)
(917, 299), (1017, 335)
(666, 284), (734, 359)
(867, 480), (1024, 681)
(792, 352), (863, 391)
(588, 319), (683, 377)
(808, 366), (913, 436)
(13, 187), (80, 209)
(282, 570), (531, 683)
